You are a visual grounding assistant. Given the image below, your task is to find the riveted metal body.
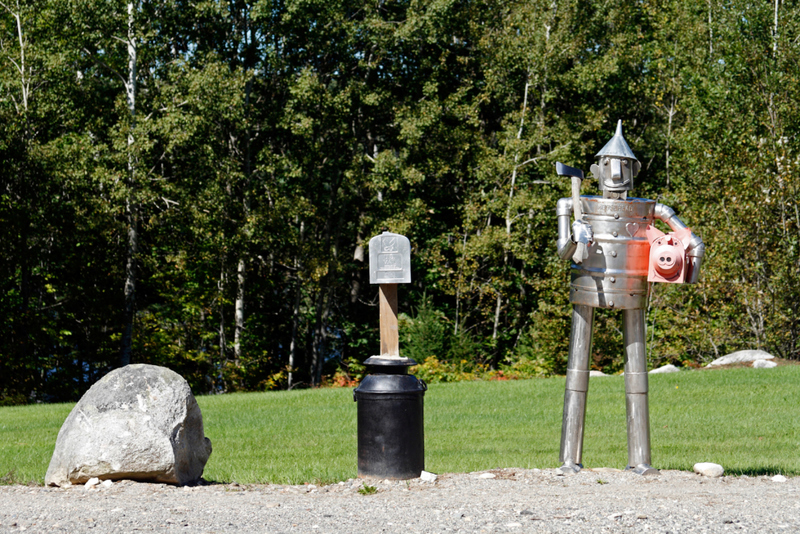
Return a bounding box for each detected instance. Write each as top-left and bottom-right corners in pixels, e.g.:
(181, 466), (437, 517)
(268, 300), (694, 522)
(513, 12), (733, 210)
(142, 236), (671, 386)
(553, 121), (704, 477)
(569, 196), (655, 310)
(353, 357), (426, 480)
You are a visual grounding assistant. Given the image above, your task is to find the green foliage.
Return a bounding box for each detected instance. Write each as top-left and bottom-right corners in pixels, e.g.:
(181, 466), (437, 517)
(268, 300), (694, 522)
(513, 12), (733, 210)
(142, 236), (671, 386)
(399, 298), (449, 364)
(357, 484), (377, 495)
(1, 0), (800, 402)
(411, 356), (484, 384)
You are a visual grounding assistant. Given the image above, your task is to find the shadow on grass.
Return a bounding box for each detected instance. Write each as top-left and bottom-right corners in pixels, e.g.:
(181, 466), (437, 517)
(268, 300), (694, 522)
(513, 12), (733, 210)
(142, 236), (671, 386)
(0, 470), (39, 486)
(724, 466), (793, 477)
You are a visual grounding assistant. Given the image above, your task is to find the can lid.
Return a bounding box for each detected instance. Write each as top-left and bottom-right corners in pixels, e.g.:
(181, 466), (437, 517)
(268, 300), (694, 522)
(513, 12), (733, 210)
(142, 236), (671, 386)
(354, 373), (426, 395)
(364, 356), (417, 375)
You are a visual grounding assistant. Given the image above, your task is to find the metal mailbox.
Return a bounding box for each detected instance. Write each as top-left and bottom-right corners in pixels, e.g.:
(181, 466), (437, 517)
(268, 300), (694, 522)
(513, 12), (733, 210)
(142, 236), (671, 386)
(369, 232), (411, 285)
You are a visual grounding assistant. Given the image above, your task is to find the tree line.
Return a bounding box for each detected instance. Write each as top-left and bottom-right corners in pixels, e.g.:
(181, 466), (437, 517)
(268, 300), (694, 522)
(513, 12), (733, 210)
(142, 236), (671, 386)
(1, 0), (798, 404)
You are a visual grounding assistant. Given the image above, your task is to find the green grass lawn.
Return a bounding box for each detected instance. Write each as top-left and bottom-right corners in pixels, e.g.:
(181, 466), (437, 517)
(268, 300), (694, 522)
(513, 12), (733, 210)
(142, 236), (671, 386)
(1, 365), (798, 485)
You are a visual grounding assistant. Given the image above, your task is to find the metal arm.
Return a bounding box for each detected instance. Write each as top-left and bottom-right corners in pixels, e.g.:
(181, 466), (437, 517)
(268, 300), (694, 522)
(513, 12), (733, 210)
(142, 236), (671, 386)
(556, 197), (577, 261)
(654, 203), (705, 283)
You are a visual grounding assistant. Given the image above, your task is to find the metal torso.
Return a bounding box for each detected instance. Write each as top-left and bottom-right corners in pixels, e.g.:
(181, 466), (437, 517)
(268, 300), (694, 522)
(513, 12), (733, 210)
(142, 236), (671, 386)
(569, 196), (655, 310)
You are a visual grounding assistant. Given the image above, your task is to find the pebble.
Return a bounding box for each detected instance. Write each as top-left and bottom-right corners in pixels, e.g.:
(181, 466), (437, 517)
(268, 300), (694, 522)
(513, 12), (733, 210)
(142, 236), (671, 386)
(478, 473), (496, 479)
(772, 475), (787, 483)
(694, 462), (725, 478)
(420, 471), (437, 482)
(84, 478), (100, 488)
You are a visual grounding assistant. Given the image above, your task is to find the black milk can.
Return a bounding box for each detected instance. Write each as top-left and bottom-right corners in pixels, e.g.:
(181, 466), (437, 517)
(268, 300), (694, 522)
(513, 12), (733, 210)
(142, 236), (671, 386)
(353, 357), (426, 479)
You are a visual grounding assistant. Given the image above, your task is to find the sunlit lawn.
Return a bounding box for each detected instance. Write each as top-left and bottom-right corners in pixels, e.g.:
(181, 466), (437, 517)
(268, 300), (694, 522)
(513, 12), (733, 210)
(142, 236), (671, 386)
(1, 365), (798, 485)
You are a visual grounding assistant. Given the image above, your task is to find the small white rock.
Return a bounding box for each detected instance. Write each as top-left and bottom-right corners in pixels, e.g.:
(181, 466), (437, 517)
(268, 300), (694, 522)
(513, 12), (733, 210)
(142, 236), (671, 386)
(589, 370), (607, 377)
(478, 473), (496, 479)
(752, 359), (778, 369)
(84, 477), (100, 488)
(100, 480), (113, 488)
(649, 364), (680, 374)
(772, 475), (787, 483)
(693, 462), (724, 478)
(420, 471), (437, 482)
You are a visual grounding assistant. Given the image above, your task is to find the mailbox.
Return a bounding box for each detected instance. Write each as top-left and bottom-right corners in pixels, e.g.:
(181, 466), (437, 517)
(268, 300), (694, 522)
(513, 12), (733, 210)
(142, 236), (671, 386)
(355, 231), (424, 480)
(369, 232), (411, 285)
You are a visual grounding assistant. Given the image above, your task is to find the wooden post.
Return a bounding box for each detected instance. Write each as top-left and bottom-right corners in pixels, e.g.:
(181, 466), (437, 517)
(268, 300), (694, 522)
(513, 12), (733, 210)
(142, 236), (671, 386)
(369, 231), (410, 359)
(379, 283), (399, 357)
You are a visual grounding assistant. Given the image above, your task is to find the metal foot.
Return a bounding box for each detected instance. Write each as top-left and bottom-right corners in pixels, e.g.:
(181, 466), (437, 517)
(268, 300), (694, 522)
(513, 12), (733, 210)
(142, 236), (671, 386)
(626, 464), (660, 476)
(556, 461), (582, 475)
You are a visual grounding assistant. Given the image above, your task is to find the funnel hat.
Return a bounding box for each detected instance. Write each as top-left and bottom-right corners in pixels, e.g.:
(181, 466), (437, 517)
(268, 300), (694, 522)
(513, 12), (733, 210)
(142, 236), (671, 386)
(591, 120), (641, 194)
(596, 120), (638, 160)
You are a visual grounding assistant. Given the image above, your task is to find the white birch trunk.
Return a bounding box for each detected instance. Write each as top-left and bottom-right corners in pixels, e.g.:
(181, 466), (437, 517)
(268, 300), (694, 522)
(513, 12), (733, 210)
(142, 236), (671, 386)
(288, 220), (304, 389)
(218, 266), (227, 379)
(0, 0), (29, 113)
(120, 1), (138, 367)
(233, 258), (245, 366)
(773, 0), (779, 54)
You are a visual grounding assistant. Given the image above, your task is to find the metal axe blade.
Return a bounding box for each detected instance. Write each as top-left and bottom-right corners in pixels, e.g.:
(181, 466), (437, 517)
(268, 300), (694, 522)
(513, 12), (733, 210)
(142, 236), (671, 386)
(556, 161), (584, 180)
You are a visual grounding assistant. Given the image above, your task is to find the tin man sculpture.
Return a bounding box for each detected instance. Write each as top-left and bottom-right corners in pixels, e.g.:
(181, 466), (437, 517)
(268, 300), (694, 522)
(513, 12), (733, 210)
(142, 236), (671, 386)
(554, 120), (705, 475)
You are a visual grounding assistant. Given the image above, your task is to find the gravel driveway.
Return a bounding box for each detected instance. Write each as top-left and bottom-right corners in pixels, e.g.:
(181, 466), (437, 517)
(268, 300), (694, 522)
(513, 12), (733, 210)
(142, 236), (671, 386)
(1, 468), (797, 533)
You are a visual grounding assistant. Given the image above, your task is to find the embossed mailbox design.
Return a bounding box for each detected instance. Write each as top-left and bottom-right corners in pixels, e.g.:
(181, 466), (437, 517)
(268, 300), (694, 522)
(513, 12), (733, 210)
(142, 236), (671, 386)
(369, 232), (411, 285)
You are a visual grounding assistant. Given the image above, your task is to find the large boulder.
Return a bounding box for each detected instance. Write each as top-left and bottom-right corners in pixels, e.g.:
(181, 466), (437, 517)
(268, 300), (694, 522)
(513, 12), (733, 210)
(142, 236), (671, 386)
(45, 364), (212, 487)
(706, 350), (774, 367)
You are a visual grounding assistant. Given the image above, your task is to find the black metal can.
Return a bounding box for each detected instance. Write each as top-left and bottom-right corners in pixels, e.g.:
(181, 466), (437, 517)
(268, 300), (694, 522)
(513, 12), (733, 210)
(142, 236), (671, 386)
(353, 357), (426, 479)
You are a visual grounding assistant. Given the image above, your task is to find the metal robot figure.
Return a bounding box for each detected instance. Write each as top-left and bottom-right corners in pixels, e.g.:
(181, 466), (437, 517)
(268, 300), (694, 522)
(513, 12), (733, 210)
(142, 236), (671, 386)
(554, 120), (705, 475)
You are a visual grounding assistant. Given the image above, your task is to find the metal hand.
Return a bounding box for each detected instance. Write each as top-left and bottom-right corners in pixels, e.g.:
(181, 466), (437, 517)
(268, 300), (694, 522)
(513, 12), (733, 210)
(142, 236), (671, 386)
(572, 220), (592, 263)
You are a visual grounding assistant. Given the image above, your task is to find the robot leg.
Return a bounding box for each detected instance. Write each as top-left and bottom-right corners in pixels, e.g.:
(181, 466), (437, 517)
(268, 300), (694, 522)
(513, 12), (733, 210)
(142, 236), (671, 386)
(623, 308), (659, 475)
(559, 304), (594, 473)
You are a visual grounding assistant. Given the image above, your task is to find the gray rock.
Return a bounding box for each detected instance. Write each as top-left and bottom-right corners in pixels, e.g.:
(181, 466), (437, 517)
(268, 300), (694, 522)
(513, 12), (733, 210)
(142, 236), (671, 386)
(707, 350), (774, 367)
(649, 364), (680, 374)
(752, 359), (778, 369)
(693, 462), (724, 478)
(45, 364), (212, 487)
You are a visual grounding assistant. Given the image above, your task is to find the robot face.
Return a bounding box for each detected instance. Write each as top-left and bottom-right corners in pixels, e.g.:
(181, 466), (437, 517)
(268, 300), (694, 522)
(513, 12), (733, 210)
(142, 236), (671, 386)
(591, 156), (640, 193)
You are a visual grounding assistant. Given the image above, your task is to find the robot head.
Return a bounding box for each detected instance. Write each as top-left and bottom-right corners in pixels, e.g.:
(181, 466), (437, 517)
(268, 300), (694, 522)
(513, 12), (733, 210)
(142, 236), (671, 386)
(590, 120), (641, 194)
